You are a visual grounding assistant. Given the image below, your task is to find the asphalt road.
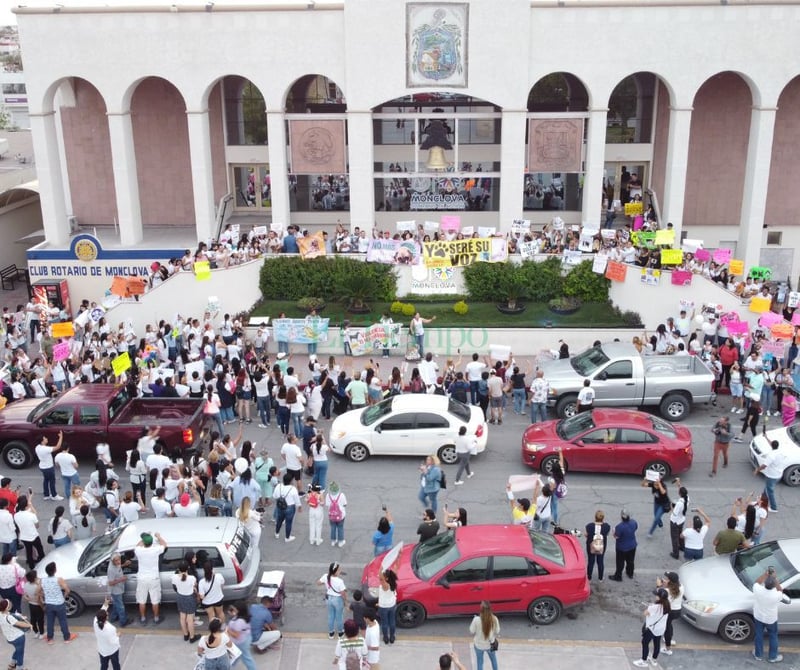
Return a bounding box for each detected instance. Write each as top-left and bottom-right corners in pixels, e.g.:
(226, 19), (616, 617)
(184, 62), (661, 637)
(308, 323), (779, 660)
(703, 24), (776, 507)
(10, 395), (798, 654)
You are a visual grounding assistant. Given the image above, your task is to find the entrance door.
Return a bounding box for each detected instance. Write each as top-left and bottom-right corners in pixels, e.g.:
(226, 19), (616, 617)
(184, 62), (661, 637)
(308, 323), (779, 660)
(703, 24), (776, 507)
(603, 162), (648, 206)
(231, 164), (271, 212)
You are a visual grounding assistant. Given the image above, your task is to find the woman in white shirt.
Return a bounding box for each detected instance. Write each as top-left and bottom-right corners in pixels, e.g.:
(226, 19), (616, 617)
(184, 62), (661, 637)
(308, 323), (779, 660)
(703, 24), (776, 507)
(235, 496), (262, 546)
(118, 491), (145, 524)
(633, 589), (670, 667)
(318, 562), (348, 639)
(93, 607), (121, 670)
(378, 568), (398, 645)
(197, 617), (233, 670)
(657, 571), (684, 656)
(15, 496), (43, 570)
(49, 506), (73, 547)
(680, 508), (711, 560)
(172, 561), (201, 644)
(197, 563), (226, 625)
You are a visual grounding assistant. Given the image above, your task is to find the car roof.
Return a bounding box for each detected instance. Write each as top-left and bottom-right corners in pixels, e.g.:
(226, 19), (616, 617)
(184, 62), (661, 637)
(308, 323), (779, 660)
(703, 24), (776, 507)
(116, 517), (239, 552)
(454, 525), (533, 555)
(777, 537), (800, 562)
(588, 408), (661, 428)
(56, 383), (123, 403)
(596, 342), (639, 358)
(388, 394), (453, 411)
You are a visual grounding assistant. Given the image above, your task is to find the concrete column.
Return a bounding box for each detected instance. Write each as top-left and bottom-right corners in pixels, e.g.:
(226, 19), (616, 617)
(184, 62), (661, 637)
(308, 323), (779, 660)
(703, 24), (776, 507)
(28, 111), (70, 245)
(106, 111), (143, 246)
(185, 109), (217, 242)
(737, 106), (777, 273)
(499, 110), (527, 231)
(266, 110), (290, 228)
(346, 110), (375, 232)
(660, 106), (693, 239)
(582, 108), (608, 227)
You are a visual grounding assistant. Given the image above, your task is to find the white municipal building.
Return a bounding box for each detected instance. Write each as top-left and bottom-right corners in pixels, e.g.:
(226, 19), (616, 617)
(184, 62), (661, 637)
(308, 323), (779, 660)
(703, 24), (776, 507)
(12, 0), (800, 280)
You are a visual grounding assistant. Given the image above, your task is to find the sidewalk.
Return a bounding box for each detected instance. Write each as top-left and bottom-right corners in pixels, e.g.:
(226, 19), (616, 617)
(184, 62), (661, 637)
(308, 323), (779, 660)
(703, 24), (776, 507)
(12, 628), (780, 669)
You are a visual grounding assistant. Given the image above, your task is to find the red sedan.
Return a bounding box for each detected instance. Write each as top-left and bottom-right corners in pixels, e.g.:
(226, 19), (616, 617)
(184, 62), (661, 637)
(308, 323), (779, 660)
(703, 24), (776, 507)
(521, 408), (693, 478)
(361, 525), (589, 628)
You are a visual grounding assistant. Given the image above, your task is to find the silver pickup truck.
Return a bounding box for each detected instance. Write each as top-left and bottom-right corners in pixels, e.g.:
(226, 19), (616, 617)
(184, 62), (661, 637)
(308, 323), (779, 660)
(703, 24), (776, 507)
(542, 342), (715, 421)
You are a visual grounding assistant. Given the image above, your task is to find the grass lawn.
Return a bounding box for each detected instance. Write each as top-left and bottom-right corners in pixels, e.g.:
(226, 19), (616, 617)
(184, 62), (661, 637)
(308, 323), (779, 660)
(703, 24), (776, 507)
(251, 300), (627, 328)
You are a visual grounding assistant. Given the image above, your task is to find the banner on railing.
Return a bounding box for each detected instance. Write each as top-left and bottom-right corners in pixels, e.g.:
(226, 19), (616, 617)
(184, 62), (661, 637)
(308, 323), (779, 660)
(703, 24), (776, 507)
(345, 323), (403, 356)
(272, 317), (330, 344)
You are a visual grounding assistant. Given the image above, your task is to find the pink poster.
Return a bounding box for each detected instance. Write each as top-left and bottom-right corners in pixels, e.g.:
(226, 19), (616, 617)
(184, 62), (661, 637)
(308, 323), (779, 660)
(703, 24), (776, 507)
(440, 215), (461, 232)
(761, 341), (786, 358)
(694, 248), (710, 262)
(792, 311), (800, 326)
(758, 311), (783, 327)
(713, 248), (732, 264)
(53, 342), (71, 362)
(726, 321), (749, 336)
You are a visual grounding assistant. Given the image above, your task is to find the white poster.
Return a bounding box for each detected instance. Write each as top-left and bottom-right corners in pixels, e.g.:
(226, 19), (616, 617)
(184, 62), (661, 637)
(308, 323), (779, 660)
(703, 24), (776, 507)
(592, 254), (608, 274)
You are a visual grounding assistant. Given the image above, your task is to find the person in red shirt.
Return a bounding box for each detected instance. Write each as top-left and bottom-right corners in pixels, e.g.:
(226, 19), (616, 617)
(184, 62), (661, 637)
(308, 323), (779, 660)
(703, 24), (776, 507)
(718, 338), (740, 389)
(0, 478), (18, 513)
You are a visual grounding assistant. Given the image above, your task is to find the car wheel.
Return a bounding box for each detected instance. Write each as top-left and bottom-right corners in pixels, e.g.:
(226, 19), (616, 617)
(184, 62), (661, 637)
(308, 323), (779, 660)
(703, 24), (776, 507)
(644, 461), (671, 479)
(527, 596), (562, 625)
(719, 612), (754, 644)
(396, 600), (426, 628)
(659, 393), (690, 421)
(782, 464), (800, 487)
(540, 455), (560, 477)
(438, 445), (457, 465)
(64, 592), (85, 618)
(2, 441), (32, 469)
(344, 443), (369, 462)
(555, 395), (578, 419)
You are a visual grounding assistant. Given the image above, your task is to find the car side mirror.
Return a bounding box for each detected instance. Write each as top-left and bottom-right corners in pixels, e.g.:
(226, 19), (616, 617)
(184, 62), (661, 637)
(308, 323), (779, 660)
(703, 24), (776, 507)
(375, 425), (382, 434)
(436, 576), (450, 589)
(596, 372), (607, 381)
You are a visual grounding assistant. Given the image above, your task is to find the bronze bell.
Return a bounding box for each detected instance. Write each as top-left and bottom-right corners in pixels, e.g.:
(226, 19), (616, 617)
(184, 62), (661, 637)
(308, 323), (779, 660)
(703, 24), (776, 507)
(426, 146), (449, 171)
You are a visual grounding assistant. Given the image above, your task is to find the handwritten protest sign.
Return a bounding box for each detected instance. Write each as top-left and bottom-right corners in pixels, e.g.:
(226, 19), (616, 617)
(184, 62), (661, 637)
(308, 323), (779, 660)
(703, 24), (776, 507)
(269, 222), (284, 234)
(562, 249), (583, 266)
(194, 261), (211, 281)
(624, 202), (644, 216)
(110, 276), (128, 297)
(749, 296), (772, 314)
(793, 311), (800, 326)
(461, 226), (474, 236)
(761, 341), (786, 358)
(344, 323), (403, 356)
(671, 270), (692, 286)
(592, 254), (608, 274)
(519, 242), (538, 260)
(694, 248), (710, 262)
(253, 225), (267, 237)
(682, 239), (704, 253)
(728, 259), (744, 276)
(52, 342), (70, 362)
(713, 248), (732, 264)
(788, 292), (800, 309)
(127, 278), (146, 296)
(440, 215), (461, 232)
(759, 311), (783, 327)
(641, 268), (661, 286)
(511, 219), (530, 236)
(605, 261), (627, 282)
(655, 229), (675, 246)
(51, 322), (74, 338)
(727, 321), (749, 336)
(679, 299), (695, 313)
(112, 351), (132, 376)
(423, 220), (440, 232)
(771, 324), (794, 339)
(660, 249), (683, 265)
(272, 318), (330, 344)
(396, 220), (416, 232)
(477, 227), (496, 237)
(749, 266), (772, 281)
(720, 312), (740, 327)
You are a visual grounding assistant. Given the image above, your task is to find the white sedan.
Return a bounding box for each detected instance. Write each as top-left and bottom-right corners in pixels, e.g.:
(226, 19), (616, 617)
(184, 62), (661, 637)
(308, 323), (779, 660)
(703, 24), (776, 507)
(749, 424), (800, 486)
(329, 394), (488, 463)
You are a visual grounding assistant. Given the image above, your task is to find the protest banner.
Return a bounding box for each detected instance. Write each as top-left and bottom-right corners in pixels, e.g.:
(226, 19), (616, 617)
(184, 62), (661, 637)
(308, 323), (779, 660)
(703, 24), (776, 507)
(477, 226), (496, 237)
(641, 268), (661, 286)
(605, 261), (627, 282)
(624, 202), (644, 216)
(110, 276), (129, 297)
(422, 238), (497, 268)
(671, 269), (692, 286)
(728, 259), (744, 276)
(52, 342), (70, 362)
(511, 219), (530, 235)
(592, 254), (608, 274)
(713, 248), (732, 264)
(112, 351), (132, 376)
(396, 220), (416, 232)
(272, 317), (330, 344)
(749, 266), (772, 281)
(440, 215), (461, 232)
(367, 239), (420, 265)
(681, 239), (704, 253)
(562, 249), (582, 266)
(788, 292), (800, 309)
(761, 341), (786, 358)
(660, 249), (683, 265)
(694, 248), (710, 262)
(345, 323), (403, 356)
(298, 231), (326, 259)
(771, 323), (794, 339)
(655, 229), (675, 246)
(51, 321), (75, 338)
(749, 296), (772, 313)
(194, 261), (211, 281)
(519, 241), (538, 260)
(759, 311), (783, 327)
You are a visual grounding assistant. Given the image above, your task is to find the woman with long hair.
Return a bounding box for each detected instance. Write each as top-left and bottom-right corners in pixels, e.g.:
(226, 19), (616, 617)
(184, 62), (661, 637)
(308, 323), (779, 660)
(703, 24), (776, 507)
(198, 561), (226, 625)
(73, 504), (96, 540)
(377, 568), (398, 645)
(318, 562), (347, 639)
(235, 497), (262, 546)
(469, 600), (499, 670)
(93, 606), (121, 670)
(197, 617), (233, 670)
(371, 509), (394, 557)
(171, 561), (201, 643)
(310, 434), (330, 491)
(204, 386), (225, 436)
(0, 596), (32, 669)
(235, 367), (252, 424)
(657, 571), (684, 656)
(225, 602), (258, 670)
(286, 386), (305, 438)
(14, 496), (43, 570)
(275, 385), (290, 436)
(49, 506), (73, 547)
(634, 588), (670, 666)
(0, 554), (25, 612)
(668, 484), (689, 560)
(126, 448), (148, 502)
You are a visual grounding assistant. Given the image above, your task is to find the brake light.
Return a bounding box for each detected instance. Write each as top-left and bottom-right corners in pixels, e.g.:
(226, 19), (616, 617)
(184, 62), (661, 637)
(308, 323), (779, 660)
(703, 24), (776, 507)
(183, 429), (193, 445)
(226, 543), (244, 583)
(475, 424), (484, 438)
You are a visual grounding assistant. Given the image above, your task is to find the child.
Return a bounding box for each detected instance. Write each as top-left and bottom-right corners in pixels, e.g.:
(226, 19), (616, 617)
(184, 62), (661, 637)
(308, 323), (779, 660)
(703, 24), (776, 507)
(348, 589), (378, 633)
(307, 484), (324, 546)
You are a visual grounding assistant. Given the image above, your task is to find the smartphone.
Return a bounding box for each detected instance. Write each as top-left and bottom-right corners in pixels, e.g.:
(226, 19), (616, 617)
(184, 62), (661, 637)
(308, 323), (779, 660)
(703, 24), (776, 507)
(768, 566), (775, 575)
(381, 504), (387, 511)
(691, 507), (699, 512)
(27, 487), (33, 496)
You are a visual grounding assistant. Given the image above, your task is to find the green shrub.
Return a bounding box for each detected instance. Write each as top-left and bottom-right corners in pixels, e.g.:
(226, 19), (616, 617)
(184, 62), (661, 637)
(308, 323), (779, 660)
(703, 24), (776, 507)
(453, 300), (469, 315)
(520, 257), (563, 302)
(463, 263), (506, 302)
(563, 260), (610, 302)
(390, 301), (405, 314)
(401, 303), (416, 316)
(296, 297), (325, 311)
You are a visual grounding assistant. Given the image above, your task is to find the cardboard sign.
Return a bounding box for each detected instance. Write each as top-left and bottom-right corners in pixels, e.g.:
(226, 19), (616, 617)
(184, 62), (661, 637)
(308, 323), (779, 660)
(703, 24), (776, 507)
(461, 226), (474, 236)
(759, 311), (783, 327)
(761, 341), (786, 358)
(270, 222), (284, 234)
(682, 239), (704, 253)
(694, 248), (710, 262)
(562, 249), (583, 266)
(671, 270), (692, 286)
(641, 268), (661, 286)
(511, 219), (530, 235)
(660, 249), (683, 265)
(440, 215), (461, 232)
(771, 323), (794, 340)
(788, 292), (800, 309)
(713, 248), (732, 264)
(127, 277), (146, 295)
(519, 241), (538, 260)
(51, 322), (75, 338)
(194, 261), (211, 281)
(110, 276), (128, 297)
(252, 225), (267, 237)
(655, 229), (675, 246)
(592, 254), (608, 274)
(396, 220), (416, 232)
(749, 266), (772, 280)
(478, 226), (496, 238)
(792, 311), (800, 326)
(679, 299), (695, 313)
(601, 229), (616, 240)
(111, 352), (132, 376)
(490, 344), (512, 361)
(720, 312), (740, 327)
(605, 261), (627, 282)
(749, 296), (772, 314)
(728, 259), (744, 276)
(726, 321), (749, 336)
(52, 342), (71, 362)
(624, 202), (644, 216)
(423, 220), (440, 232)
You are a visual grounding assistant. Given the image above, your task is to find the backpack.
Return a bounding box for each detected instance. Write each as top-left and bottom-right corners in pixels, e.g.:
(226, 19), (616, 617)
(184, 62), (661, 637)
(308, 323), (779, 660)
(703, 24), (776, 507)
(590, 524), (604, 555)
(275, 487), (288, 511)
(555, 482), (568, 499)
(433, 384), (446, 396)
(438, 469), (446, 489)
(328, 493), (344, 523)
(343, 641), (364, 670)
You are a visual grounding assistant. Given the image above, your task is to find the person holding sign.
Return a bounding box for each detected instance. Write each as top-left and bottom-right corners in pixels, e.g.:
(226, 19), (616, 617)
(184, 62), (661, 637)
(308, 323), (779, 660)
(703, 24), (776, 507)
(409, 313), (436, 358)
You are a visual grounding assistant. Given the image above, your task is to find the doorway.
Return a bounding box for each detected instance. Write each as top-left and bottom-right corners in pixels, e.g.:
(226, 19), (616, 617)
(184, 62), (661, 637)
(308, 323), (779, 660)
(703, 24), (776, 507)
(603, 162), (648, 206)
(231, 164), (271, 211)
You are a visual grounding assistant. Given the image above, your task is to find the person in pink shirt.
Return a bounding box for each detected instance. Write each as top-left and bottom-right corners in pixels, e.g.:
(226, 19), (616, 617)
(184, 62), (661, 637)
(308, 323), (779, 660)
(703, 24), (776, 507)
(781, 391), (797, 427)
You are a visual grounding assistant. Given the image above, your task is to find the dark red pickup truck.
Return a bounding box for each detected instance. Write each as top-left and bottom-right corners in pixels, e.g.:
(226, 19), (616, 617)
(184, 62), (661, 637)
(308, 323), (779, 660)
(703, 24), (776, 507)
(0, 384), (208, 469)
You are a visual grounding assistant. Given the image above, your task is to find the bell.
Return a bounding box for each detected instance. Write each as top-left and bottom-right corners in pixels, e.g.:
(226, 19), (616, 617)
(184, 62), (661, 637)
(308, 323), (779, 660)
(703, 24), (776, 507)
(426, 146), (449, 171)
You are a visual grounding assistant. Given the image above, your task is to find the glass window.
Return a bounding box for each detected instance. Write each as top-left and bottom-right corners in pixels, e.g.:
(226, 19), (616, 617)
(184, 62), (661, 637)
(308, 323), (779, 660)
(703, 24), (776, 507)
(447, 398), (470, 422)
(602, 361), (633, 380)
(445, 557), (488, 584)
(290, 174), (350, 213)
(523, 173), (583, 212)
(529, 531), (565, 566)
(413, 531), (461, 581)
(650, 418), (677, 439)
(415, 413), (449, 430)
(581, 429), (617, 444)
(491, 555), (531, 580)
(361, 399), (394, 426)
(108, 389), (129, 422)
(620, 429), (656, 444)
(79, 406), (101, 425)
(224, 77), (267, 146)
(379, 414), (416, 431)
(557, 413), (597, 440)
(570, 347), (610, 377)
(42, 406), (74, 426)
(375, 176), (499, 213)
(733, 544), (797, 589)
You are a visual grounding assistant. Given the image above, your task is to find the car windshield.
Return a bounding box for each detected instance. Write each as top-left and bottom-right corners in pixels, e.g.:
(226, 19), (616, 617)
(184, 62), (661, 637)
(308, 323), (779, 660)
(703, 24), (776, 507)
(447, 398), (470, 422)
(787, 425), (800, 446)
(412, 530), (461, 581)
(570, 346), (610, 377)
(78, 526), (125, 573)
(529, 530), (565, 566)
(361, 398), (394, 426)
(556, 412), (596, 440)
(732, 542), (798, 589)
(29, 397), (57, 423)
(650, 417), (677, 438)
(108, 388), (129, 422)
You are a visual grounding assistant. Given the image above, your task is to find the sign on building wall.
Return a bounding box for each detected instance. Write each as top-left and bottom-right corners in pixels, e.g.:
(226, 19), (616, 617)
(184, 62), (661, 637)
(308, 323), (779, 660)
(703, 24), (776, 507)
(407, 3), (469, 88)
(289, 120), (347, 174)
(527, 119), (584, 173)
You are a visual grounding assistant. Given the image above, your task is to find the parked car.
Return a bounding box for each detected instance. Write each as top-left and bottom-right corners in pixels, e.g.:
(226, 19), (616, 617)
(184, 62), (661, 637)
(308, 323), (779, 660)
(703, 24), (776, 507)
(540, 342), (715, 421)
(329, 394), (487, 464)
(749, 425), (800, 486)
(361, 525), (589, 628)
(679, 539), (799, 644)
(0, 384), (208, 468)
(35, 518), (261, 617)
(521, 408), (693, 478)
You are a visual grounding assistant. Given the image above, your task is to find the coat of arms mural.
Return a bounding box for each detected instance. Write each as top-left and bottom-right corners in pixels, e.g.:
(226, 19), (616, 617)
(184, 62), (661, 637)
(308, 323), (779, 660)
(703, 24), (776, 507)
(407, 3), (468, 88)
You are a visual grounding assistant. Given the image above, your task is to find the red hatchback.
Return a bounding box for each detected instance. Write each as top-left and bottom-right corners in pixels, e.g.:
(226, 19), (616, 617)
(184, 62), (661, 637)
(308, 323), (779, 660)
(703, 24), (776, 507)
(361, 525), (589, 628)
(521, 408), (693, 478)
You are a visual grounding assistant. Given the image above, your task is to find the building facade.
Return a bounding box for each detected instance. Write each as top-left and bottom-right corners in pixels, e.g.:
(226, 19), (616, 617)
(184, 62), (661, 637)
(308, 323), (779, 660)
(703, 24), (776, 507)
(13, 0), (800, 280)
